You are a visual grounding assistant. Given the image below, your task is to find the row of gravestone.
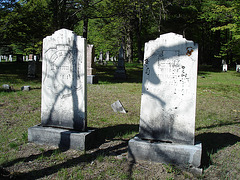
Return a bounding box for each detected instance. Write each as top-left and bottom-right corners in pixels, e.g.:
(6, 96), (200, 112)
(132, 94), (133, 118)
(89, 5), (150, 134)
(222, 63), (240, 72)
(28, 29), (202, 173)
(0, 54), (40, 62)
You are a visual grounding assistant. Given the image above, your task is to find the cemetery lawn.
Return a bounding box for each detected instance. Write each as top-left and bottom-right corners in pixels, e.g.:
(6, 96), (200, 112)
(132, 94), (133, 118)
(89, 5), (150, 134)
(0, 62), (240, 179)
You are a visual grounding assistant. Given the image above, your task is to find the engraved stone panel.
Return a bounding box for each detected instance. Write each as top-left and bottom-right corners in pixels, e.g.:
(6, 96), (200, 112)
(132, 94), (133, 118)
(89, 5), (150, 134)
(139, 33), (198, 145)
(41, 29), (87, 131)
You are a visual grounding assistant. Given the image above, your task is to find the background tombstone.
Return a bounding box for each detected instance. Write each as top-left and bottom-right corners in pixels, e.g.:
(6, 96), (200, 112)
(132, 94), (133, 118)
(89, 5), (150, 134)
(106, 51), (110, 61)
(9, 55), (12, 62)
(87, 44), (98, 84)
(128, 33), (202, 171)
(27, 54), (36, 78)
(236, 64), (240, 72)
(114, 45), (127, 79)
(28, 28), (97, 150)
(98, 50), (103, 65)
(223, 64), (227, 72)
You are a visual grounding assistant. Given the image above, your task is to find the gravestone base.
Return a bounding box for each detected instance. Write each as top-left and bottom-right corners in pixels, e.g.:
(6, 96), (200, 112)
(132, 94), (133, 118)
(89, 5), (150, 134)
(128, 136), (202, 173)
(87, 75), (98, 84)
(114, 69), (127, 79)
(28, 125), (100, 150)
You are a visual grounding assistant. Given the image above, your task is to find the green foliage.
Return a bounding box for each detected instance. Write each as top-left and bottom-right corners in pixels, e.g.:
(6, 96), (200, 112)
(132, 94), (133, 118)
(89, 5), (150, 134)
(200, 0), (240, 62)
(1, 0), (240, 64)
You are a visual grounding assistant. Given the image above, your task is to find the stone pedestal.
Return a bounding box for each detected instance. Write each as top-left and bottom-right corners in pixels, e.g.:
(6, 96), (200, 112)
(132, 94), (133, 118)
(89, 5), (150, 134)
(87, 75), (98, 84)
(128, 136), (202, 170)
(28, 125), (99, 150)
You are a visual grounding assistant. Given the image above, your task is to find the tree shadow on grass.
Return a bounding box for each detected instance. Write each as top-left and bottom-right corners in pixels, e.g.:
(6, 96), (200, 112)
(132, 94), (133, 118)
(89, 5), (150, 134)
(195, 132), (240, 169)
(1, 124), (139, 179)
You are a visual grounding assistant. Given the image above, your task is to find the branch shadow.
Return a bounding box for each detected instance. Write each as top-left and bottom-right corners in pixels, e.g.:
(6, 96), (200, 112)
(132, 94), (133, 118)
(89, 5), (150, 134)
(1, 124), (138, 179)
(127, 34), (200, 177)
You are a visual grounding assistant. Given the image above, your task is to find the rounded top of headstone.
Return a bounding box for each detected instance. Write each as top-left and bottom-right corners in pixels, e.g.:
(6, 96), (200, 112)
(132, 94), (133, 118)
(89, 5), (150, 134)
(144, 32), (197, 60)
(43, 28), (85, 50)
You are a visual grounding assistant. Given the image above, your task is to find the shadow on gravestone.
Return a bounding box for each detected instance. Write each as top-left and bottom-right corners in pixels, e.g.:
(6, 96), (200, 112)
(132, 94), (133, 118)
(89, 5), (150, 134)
(128, 33), (202, 173)
(28, 29), (101, 151)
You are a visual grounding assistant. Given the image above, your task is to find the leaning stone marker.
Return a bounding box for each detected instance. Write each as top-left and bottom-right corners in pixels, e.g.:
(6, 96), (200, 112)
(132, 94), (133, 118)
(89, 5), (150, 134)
(111, 100), (127, 113)
(28, 29), (97, 150)
(128, 33), (202, 172)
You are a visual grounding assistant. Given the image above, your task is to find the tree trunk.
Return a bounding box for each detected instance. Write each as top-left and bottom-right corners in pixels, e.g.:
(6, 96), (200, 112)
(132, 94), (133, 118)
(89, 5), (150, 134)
(82, 0), (89, 39)
(126, 24), (133, 63)
(136, 16), (143, 63)
(83, 17), (88, 39)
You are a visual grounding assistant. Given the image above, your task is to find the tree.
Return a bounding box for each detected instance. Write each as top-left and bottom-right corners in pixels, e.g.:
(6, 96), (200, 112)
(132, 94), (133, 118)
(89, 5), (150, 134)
(200, 0), (240, 65)
(0, 0), (52, 54)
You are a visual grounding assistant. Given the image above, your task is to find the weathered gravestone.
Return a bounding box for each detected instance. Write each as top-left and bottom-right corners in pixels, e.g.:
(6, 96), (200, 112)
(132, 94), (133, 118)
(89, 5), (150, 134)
(114, 45), (127, 79)
(128, 33), (202, 171)
(28, 29), (97, 150)
(87, 44), (98, 84)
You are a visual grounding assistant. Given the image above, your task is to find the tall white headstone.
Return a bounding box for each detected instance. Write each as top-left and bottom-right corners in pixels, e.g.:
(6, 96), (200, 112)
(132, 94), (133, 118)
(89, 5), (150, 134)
(41, 28), (87, 131)
(28, 29), (99, 150)
(139, 33), (198, 145)
(128, 33), (201, 170)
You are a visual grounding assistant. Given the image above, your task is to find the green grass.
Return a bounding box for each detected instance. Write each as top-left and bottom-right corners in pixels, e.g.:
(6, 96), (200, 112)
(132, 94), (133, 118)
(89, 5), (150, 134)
(0, 62), (239, 179)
